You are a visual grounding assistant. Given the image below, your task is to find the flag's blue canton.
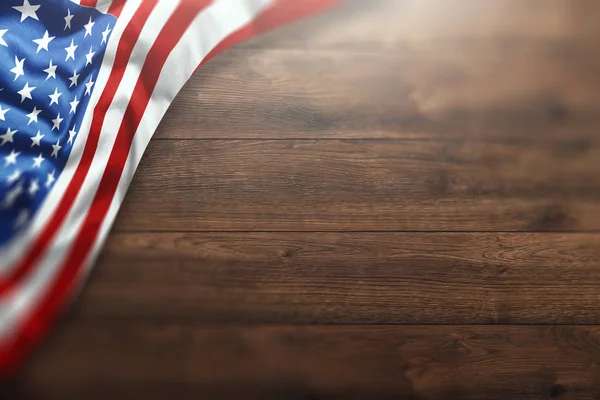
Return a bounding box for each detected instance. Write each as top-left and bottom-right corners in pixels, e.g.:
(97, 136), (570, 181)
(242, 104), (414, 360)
(0, 1), (116, 248)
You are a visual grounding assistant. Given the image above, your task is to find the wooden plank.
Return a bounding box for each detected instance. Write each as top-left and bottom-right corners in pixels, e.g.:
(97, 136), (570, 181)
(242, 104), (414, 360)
(112, 140), (600, 232)
(10, 1), (600, 398)
(75, 232), (600, 324)
(11, 322), (600, 399)
(157, 46), (600, 140)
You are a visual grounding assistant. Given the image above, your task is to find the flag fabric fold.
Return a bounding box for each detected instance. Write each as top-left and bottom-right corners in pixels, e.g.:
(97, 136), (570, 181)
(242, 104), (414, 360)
(0, 0), (336, 374)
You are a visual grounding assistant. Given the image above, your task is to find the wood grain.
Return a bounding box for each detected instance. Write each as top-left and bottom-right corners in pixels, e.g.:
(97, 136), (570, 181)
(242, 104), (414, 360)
(156, 0), (600, 140)
(10, 1), (600, 398)
(113, 139), (600, 232)
(157, 47), (600, 140)
(72, 232), (600, 324)
(10, 322), (600, 400)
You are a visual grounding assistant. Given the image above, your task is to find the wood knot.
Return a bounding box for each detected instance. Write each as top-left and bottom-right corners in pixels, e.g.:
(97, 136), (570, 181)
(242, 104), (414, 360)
(546, 99), (569, 123)
(549, 384), (566, 398)
(282, 249), (295, 258)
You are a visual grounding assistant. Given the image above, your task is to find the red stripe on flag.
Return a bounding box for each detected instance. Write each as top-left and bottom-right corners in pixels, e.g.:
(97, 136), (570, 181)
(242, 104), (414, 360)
(108, 0), (125, 18)
(79, 0), (99, 7)
(0, 1), (159, 294)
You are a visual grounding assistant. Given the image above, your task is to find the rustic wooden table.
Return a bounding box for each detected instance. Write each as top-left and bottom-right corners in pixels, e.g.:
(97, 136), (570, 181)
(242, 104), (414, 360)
(6, 1), (600, 399)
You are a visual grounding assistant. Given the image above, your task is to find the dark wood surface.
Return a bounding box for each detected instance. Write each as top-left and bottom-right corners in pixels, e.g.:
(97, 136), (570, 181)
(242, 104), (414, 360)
(114, 140), (600, 232)
(7, 1), (600, 399)
(76, 232), (600, 324)
(11, 324), (600, 400)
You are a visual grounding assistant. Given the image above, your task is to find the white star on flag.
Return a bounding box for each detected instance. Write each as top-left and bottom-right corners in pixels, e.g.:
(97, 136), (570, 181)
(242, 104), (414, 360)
(26, 106), (42, 125)
(43, 59), (57, 80)
(69, 96), (80, 114)
(85, 78), (95, 96)
(65, 39), (77, 61)
(48, 88), (62, 106)
(45, 170), (56, 188)
(0, 29), (8, 47)
(30, 130), (44, 147)
(68, 128), (77, 144)
(0, 105), (9, 121)
(2, 184), (24, 208)
(85, 47), (95, 66)
(52, 113), (63, 131)
(0, 127), (17, 145)
(67, 129), (77, 144)
(17, 82), (36, 103)
(4, 149), (20, 166)
(10, 56), (25, 81)
(32, 153), (44, 168)
(64, 8), (74, 30)
(6, 170), (21, 184)
(29, 179), (40, 196)
(12, 0), (40, 22)
(84, 17), (95, 38)
(101, 25), (111, 44)
(51, 139), (62, 158)
(33, 30), (55, 53)
(69, 70), (80, 87)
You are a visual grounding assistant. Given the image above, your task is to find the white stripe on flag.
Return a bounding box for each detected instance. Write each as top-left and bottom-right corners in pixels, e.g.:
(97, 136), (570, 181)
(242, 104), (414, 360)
(96, 0), (114, 14)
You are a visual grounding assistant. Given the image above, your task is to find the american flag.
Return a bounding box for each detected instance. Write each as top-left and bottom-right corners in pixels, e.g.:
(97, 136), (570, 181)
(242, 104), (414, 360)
(0, 0), (336, 373)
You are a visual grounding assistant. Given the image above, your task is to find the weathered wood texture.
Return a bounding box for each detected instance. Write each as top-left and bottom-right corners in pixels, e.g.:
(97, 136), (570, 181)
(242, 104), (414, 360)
(113, 140), (600, 232)
(76, 232), (600, 324)
(8, 1), (600, 399)
(9, 323), (600, 400)
(158, 0), (600, 140)
(157, 48), (600, 141)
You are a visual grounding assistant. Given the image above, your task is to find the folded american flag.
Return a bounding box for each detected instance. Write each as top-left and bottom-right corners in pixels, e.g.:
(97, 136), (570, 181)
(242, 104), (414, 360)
(0, 0), (335, 373)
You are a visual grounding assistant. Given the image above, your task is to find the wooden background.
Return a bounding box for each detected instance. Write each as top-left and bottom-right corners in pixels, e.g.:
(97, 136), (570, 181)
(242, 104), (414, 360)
(6, 0), (600, 398)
